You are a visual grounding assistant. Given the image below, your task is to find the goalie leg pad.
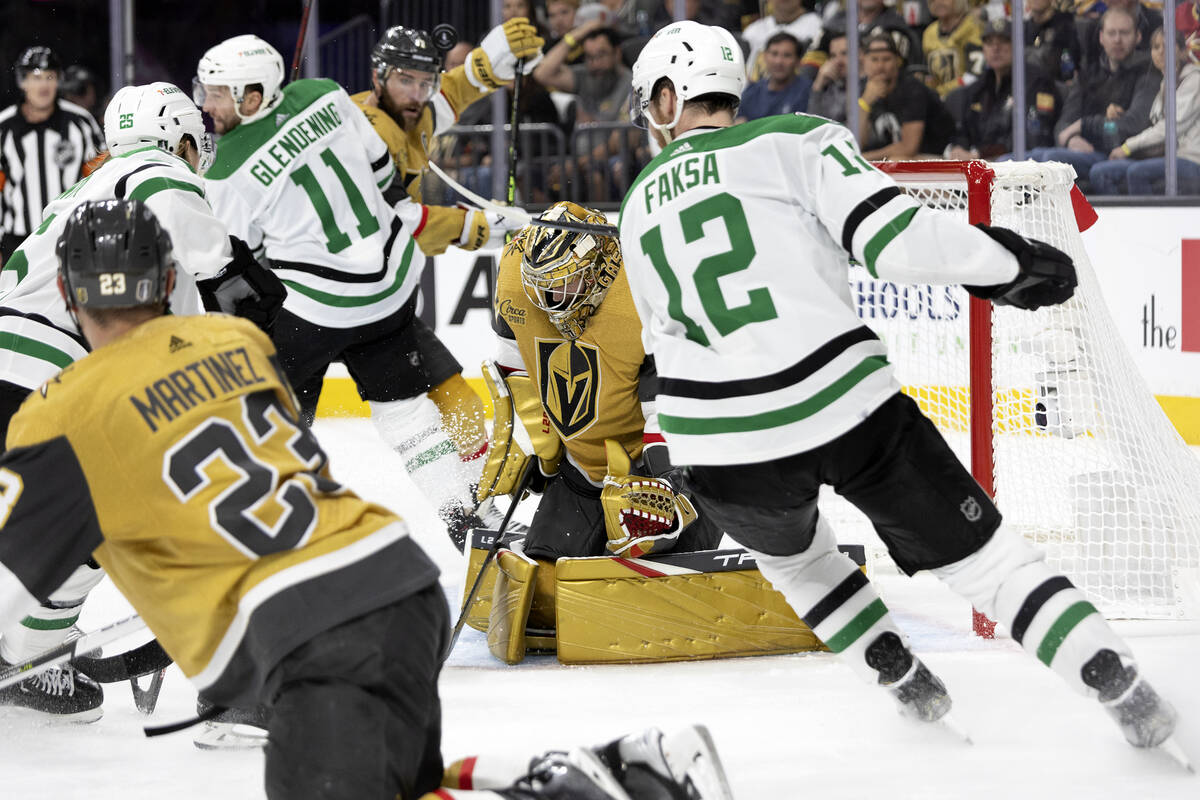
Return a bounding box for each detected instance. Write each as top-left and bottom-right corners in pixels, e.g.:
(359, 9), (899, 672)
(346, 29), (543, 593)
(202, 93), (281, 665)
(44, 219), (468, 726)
(933, 526), (1132, 696)
(487, 549), (539, 665)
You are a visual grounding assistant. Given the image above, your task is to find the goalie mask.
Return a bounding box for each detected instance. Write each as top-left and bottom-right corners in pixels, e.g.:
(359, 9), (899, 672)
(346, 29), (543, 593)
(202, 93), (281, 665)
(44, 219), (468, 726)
(520, 202), (621, 340)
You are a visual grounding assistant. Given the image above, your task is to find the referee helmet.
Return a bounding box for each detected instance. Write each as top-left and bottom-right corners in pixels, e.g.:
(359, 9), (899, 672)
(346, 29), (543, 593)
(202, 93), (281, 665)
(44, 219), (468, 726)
(15, 46), (62, 81)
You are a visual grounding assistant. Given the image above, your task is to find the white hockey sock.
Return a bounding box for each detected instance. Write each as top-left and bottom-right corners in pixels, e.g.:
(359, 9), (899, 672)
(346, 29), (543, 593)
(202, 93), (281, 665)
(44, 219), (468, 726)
(371, 395), (475, 516)
(932, 526), (1133, 696)
(0, 561), (105, 662)
(749, 517), (906, 684)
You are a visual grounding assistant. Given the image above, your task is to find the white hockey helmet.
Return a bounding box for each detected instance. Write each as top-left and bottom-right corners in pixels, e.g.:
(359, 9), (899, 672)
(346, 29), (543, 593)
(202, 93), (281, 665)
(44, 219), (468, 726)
(629, 21), (745, 140)
(193, 34), (285, 125)
(104, 82), (216, 175)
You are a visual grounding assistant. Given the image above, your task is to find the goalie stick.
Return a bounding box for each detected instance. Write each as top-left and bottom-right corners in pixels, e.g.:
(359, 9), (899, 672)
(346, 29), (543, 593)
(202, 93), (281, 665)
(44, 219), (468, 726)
(444, 460), (537, 660)
(427, 160), (620, 237)
(73, 637), (172, 683)
(0, 613), (146, 690)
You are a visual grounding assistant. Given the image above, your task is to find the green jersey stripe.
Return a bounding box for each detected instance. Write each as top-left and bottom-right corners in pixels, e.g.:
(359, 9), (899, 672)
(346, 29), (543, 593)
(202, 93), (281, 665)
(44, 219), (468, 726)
(19, 612), (80, 631)
(404, 438), (458, 473)
(1036, 600), (1099, 666)
(863, 207), (918, 278)
(823, 597), (888, 652)
(127, 177), (205, 203)
(376, 165), (396, 189)
(622, 114), (832, 221)
(658, 355), (888, 435)
(5, 249), (29, 283)
(280, 236), (416, 308)
(0, 332), (78, 369)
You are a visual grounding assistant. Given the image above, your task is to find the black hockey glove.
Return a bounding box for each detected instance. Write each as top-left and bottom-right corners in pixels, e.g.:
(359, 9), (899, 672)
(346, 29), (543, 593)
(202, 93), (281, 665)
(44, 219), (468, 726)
(963, 224), (1077, 311)
(196, 237), (286, 334)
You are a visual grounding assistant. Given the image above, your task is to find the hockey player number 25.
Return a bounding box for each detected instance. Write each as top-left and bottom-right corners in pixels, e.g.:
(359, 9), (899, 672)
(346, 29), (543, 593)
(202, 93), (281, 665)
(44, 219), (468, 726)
(290, 146), (382, 254)
(639, 191), (777, 346)
(164, 392), (340, 558)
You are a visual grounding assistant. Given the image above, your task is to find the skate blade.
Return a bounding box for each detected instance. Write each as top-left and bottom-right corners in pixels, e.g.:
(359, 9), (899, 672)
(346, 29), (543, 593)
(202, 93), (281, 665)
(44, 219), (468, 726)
(192, 721), (268, 751)
(1158, 736), (1196, 774)
(936, 711), (974, 745)
(664, 724), (736, 800)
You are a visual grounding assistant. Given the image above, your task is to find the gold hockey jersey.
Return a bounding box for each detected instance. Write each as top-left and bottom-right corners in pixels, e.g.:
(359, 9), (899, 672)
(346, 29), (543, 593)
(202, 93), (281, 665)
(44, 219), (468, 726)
(494, 232), (649, 483)
(0, 315), (438, 707)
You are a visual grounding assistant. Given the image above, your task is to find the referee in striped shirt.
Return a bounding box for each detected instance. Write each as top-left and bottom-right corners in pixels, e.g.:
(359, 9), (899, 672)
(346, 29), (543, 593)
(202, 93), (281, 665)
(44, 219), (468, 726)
(0, 46), (103, 265)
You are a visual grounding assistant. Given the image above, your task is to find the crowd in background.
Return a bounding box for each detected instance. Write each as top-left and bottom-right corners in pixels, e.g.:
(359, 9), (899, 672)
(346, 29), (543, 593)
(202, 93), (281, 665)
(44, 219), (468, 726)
(4, 0), (1200, 217)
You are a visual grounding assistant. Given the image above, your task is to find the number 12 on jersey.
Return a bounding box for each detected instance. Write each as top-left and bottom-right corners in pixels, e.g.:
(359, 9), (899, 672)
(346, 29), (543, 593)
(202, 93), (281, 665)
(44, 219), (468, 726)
(639, 192), (777, 347)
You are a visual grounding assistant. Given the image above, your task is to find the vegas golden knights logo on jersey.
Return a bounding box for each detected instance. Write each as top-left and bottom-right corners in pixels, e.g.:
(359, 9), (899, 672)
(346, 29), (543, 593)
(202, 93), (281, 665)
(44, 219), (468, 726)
(536, 338), (600, 440)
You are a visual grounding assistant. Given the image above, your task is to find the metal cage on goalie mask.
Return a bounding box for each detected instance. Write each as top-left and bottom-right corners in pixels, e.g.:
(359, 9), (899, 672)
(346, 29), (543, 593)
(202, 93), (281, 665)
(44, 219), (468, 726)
(520, 204), (622, 340)
(57, 199), (175, 309)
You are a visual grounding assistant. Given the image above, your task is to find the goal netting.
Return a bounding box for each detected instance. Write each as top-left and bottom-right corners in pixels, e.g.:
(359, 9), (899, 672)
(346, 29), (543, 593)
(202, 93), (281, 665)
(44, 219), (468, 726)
(822, 160), (1200, 623)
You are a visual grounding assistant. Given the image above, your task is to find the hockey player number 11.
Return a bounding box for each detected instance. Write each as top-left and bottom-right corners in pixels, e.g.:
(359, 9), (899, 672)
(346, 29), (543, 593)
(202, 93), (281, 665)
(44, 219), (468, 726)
(639, 191), (777, 347)
(289, 146), (382, 254)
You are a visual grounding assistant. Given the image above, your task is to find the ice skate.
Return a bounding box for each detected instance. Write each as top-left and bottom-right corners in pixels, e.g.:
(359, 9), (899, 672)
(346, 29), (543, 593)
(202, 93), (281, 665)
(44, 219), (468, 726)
(596, 724), (734, 800)
(192, 699), (269, 750)
(1082, 649), (1177, 749)
(511, 748), (632, 800)
(0, 659), (103, 723)
(865, 632), (952, 723)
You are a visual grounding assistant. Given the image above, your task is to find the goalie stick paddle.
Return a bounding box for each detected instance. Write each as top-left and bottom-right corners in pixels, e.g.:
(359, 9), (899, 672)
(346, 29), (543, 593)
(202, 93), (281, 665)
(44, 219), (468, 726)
(443, 460), (538, 661)
(0, 614), (146, 690)
(426, 160), (620, 237)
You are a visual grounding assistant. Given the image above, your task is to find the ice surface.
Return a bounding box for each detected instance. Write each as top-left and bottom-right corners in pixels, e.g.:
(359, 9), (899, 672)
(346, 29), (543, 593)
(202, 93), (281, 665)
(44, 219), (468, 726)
(2, 419), (1197, 798)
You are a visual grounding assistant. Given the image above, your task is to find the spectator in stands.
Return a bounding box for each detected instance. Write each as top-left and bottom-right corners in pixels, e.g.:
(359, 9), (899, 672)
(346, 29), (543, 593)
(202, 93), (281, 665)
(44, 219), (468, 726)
(1025, 0), (1082, 82)
(808, 30), (850, 123)
(946, 17), (1061, 159)
(534, 22), (630, 122)
(859, 33), (956, 158)
(736, 32), (813, 121)
(743, 0), (824, 81)
(923, 0), (985, 97)
(1079, 0), (1161, 72)
(547, 0), (580, 39)
(1089, 27), (1200, 194)
(1033, 7), (1158, 182)
(587, 0), (672, 36)
(804, 0), (922, 77)
(1180, 0), (1200, 43)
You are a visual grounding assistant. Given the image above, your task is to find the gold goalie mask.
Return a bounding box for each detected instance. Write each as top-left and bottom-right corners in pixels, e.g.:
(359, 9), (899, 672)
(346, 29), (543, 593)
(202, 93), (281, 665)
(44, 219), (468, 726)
(520, 202), (622, 340)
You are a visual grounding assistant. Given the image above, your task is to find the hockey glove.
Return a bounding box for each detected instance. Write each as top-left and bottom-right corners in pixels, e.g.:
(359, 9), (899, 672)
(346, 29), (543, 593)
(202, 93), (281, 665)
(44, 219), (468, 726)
(459, 205), (526, 251)
(466, 17), (544, 91)
(963, 224), (1077, 311)
(476, 360), (562, 503)
(196, 237), (286, 333)
(601, 439), (697, 558)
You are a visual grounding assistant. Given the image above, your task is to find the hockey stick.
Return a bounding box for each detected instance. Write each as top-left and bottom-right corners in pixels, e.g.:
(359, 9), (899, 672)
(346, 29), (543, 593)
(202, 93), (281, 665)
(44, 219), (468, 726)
(506, 59), (525, 212)
(0, 614), (146, 690)
(74, 637), (172, 683)
(443, 459), (537, 661)
(427, 159), (620, 237)
(290, 0), (315, 83)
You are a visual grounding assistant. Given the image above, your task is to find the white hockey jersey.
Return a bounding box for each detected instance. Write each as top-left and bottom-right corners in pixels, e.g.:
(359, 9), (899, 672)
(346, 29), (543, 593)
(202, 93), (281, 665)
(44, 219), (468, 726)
(617, 114), (1019, 467)
(203, 79), (421, 329)
(0, 146), (230, 393)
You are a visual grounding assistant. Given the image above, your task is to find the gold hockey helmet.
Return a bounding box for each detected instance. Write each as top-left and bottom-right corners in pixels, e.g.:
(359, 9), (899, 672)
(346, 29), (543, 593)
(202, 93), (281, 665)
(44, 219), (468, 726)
(520, 202), (621, 340)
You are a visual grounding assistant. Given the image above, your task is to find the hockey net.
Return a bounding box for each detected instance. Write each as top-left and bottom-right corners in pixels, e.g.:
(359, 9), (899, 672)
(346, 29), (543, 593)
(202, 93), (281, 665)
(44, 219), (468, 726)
(823, 160), (1200, 626)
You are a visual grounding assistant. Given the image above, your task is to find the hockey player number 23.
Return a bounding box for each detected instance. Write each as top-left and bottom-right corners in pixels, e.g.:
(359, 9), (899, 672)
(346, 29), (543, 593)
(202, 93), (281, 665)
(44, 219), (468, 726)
(290, 147), (381, 254)
(639, 191), (777, 346)
(164, 392), (339, 558)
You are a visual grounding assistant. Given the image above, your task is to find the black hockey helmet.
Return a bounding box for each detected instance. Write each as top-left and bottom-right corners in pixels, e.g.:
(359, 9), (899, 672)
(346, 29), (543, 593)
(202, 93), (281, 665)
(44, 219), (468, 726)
(57, 199), (175, 310)
(60, 64), (96, 96)
(15, 46), (62, 80)
(371, 26), (445, 81)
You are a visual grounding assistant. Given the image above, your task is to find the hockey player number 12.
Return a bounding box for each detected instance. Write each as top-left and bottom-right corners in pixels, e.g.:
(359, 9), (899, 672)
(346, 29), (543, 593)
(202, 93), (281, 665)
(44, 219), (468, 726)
(290, 146), (381, 254)
(639, 191), (777, 347)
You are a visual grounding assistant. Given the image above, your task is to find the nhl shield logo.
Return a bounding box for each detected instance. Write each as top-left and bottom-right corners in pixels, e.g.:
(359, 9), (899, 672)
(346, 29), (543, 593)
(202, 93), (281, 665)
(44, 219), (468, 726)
(960, 496), (983, 522)
(536, 338), (600, 440)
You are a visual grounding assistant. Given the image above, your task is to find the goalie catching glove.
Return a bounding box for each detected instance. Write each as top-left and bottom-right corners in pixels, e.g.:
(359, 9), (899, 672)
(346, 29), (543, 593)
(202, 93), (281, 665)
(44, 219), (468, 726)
(963, 224), (1077, 311)
(476, 359), (562, 503)
(601, 439), (697, 558)
(466, 17), (544, 91)
(196, 236), (286, 332)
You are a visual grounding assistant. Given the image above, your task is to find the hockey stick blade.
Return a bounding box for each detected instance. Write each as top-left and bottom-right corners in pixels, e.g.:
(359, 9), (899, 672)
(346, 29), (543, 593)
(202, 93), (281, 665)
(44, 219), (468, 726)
(427, 160), (620, 237)
(1158, 736), (1196, 773)
(0, 614), (146, 690)
(74, 638), (172, 683)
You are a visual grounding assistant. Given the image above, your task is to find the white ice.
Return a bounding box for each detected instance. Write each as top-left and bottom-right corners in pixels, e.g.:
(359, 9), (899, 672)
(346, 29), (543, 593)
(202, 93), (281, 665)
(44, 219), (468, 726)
(2, 418), (1198, 799)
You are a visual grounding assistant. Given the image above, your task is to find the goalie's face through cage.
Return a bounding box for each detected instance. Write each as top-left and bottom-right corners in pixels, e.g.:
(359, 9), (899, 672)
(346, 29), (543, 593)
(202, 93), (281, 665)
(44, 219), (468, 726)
(520, 202), (622, 340)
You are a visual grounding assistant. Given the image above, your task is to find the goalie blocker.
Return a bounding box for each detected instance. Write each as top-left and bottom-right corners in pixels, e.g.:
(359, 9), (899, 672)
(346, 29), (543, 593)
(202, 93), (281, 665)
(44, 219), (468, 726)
(461, 531), (867, 665)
